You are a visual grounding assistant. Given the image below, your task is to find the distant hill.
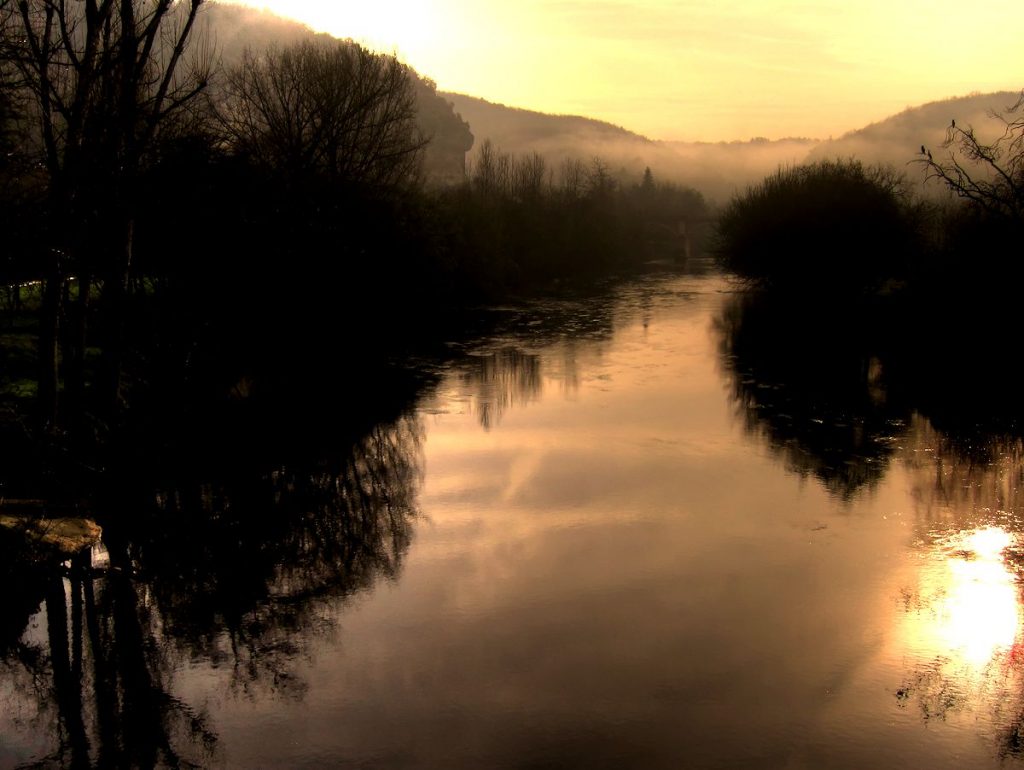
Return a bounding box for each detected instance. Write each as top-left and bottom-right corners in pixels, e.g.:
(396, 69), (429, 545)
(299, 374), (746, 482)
(203, 3), (472, 183)
(442, 92), (817, 202)
(441, 92), (679, 189)
(204, 3), (316, 61)
(201, 7), (1019, 201)
(807, 91), (1022, 170)
(440, 93), (651, 149)
(444, 88), (1023, 202)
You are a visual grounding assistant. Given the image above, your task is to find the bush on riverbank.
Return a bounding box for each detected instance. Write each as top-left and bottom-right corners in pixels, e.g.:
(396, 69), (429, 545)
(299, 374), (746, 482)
(714, 159), (920, 291)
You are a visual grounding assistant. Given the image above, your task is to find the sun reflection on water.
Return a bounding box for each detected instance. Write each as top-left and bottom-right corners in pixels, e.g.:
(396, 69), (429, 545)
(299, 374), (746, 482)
(935, 527), (1020, 666)
(905, 526), (1022, 672)
(890, 523), (1024, 742)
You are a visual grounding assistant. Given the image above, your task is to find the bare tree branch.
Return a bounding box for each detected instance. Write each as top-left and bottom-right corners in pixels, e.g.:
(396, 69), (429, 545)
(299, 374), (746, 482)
(915, 90), (1024, 221)
(220, 39), (425, 190)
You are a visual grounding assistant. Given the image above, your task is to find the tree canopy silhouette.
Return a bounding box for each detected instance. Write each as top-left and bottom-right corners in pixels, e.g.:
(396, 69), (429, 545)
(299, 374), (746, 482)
(221, 39), (426, 190)
(0, 0), (211, 428)
(714, 159), (916, 291)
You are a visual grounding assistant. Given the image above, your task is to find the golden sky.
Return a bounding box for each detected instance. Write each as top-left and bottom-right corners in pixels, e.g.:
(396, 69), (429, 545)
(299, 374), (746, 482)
(226, 0), (1024, 141)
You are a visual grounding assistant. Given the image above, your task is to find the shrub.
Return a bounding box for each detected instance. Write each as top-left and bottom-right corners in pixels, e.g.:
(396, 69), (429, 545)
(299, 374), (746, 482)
(715, 159), (917, 291)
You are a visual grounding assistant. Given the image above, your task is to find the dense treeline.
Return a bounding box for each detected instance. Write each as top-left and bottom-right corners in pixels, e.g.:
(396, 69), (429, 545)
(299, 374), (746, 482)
(435, 143), (706, 295)
(714, 94), (1024, 300)
(0, 4), (706, 456)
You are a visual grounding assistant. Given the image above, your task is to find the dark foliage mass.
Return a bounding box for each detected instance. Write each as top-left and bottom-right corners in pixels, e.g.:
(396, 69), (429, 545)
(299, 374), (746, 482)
(710, 91), (1024, 502)
(714, 159), (919, 291)
(0, 4), (707, 463)
(909, 92), (1024, 302)
(221, 40), (427, 189)
(0, 399), (426, 767)
(716, 291), (902, 499)
(716, 288), (1024, 501)
(716, 92), (1024, 299)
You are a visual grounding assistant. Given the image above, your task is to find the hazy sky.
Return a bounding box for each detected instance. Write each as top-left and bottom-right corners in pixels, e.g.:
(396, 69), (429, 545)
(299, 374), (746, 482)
(226, 0), (1024, 141)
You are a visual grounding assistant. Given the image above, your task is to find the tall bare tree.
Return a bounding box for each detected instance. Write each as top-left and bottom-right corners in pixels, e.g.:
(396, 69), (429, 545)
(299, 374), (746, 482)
(221, 39), (425, 191)
(0, 0), (211, 428)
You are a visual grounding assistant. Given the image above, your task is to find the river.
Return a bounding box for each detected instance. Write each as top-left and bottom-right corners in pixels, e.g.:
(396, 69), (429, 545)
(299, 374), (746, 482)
(3, 265), (1023, 768)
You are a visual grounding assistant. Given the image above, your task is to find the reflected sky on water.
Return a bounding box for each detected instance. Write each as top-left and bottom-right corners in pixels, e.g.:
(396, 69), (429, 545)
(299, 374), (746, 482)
(3, 269), (1024, 768)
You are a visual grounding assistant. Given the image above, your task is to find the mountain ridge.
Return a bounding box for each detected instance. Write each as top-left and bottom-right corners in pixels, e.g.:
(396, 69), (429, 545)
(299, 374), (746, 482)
(202, 4), (1019, 200)
(442, 86), (1021, 200)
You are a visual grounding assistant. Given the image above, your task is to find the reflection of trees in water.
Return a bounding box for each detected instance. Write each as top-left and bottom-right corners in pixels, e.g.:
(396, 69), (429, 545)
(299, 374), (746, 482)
(458, 299), (614, 430)
(460, 348), (543, 430)
(451, 273), (706, 430)
(457, 339), (613, 429)
(0, 563), (219, 769)
(716, 292), (907, 499)
(145, 416), (422, 696)
(900, 415), (1024, 528)
(894, 651), (1024, 761)
(0, 271), (659, 763)
(894, 548), (1024, 761)
(892, 419), (1024, 759)
(718, 290), (1024, 756)
(717, 290), (1024, 505)
(454, 285), (641, 429)
(0, 414), (423, 766)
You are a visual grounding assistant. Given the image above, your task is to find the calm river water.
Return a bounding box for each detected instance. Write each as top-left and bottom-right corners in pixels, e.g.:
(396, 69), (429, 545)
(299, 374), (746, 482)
(3, 266), (1024, 768)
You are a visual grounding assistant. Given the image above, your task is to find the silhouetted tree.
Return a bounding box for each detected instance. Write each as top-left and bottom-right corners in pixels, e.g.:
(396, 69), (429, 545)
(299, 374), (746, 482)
(640, 166), (654, 191)
(908, 91), (1024, 307)
(559, 157), (587, 200)
(586, 156), (616, 199)
(0, 0), (211, 429)
(0, 47), (15, 164)
(411, 75), (474, 185)
(0, 39), (36, 309)
(221, 39), (425, 190)
(917, 91), (1024, 221)
(715, 159), (917, 291)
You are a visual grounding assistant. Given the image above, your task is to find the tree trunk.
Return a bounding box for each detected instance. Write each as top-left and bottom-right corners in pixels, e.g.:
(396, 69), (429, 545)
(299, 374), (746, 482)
(84, 574), (118, 768)
(37, 255), (62, 430)
(46, 575), (91, 768)
(98, 219), (134, 423)
(65, 274), (92, 433)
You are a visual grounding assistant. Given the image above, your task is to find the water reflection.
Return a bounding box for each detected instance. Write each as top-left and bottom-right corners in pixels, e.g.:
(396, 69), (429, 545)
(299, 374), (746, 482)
(7, 273), (1024, 767)
(716, 292), (906, 499)
(0, 563), (219, 768)
(895, 520), (1024, 756)
(0, 414), (423, 767)
(717, 287), (1024, 759)
(903, 527), (1019, 668)
(882, 421), (1024, 761)
(901, 416), (1024, 528)
(458, 348), (543, 430)
(445, 289), (627, 429)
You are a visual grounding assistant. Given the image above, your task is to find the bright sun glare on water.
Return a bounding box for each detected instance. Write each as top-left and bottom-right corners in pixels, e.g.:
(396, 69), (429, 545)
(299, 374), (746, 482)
(910, 526), (1020, 669)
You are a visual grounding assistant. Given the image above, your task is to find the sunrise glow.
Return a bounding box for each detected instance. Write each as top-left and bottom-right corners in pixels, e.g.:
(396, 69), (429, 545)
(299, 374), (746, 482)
(231, 0), (444, 64)
(221, 0), (1024, 141)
